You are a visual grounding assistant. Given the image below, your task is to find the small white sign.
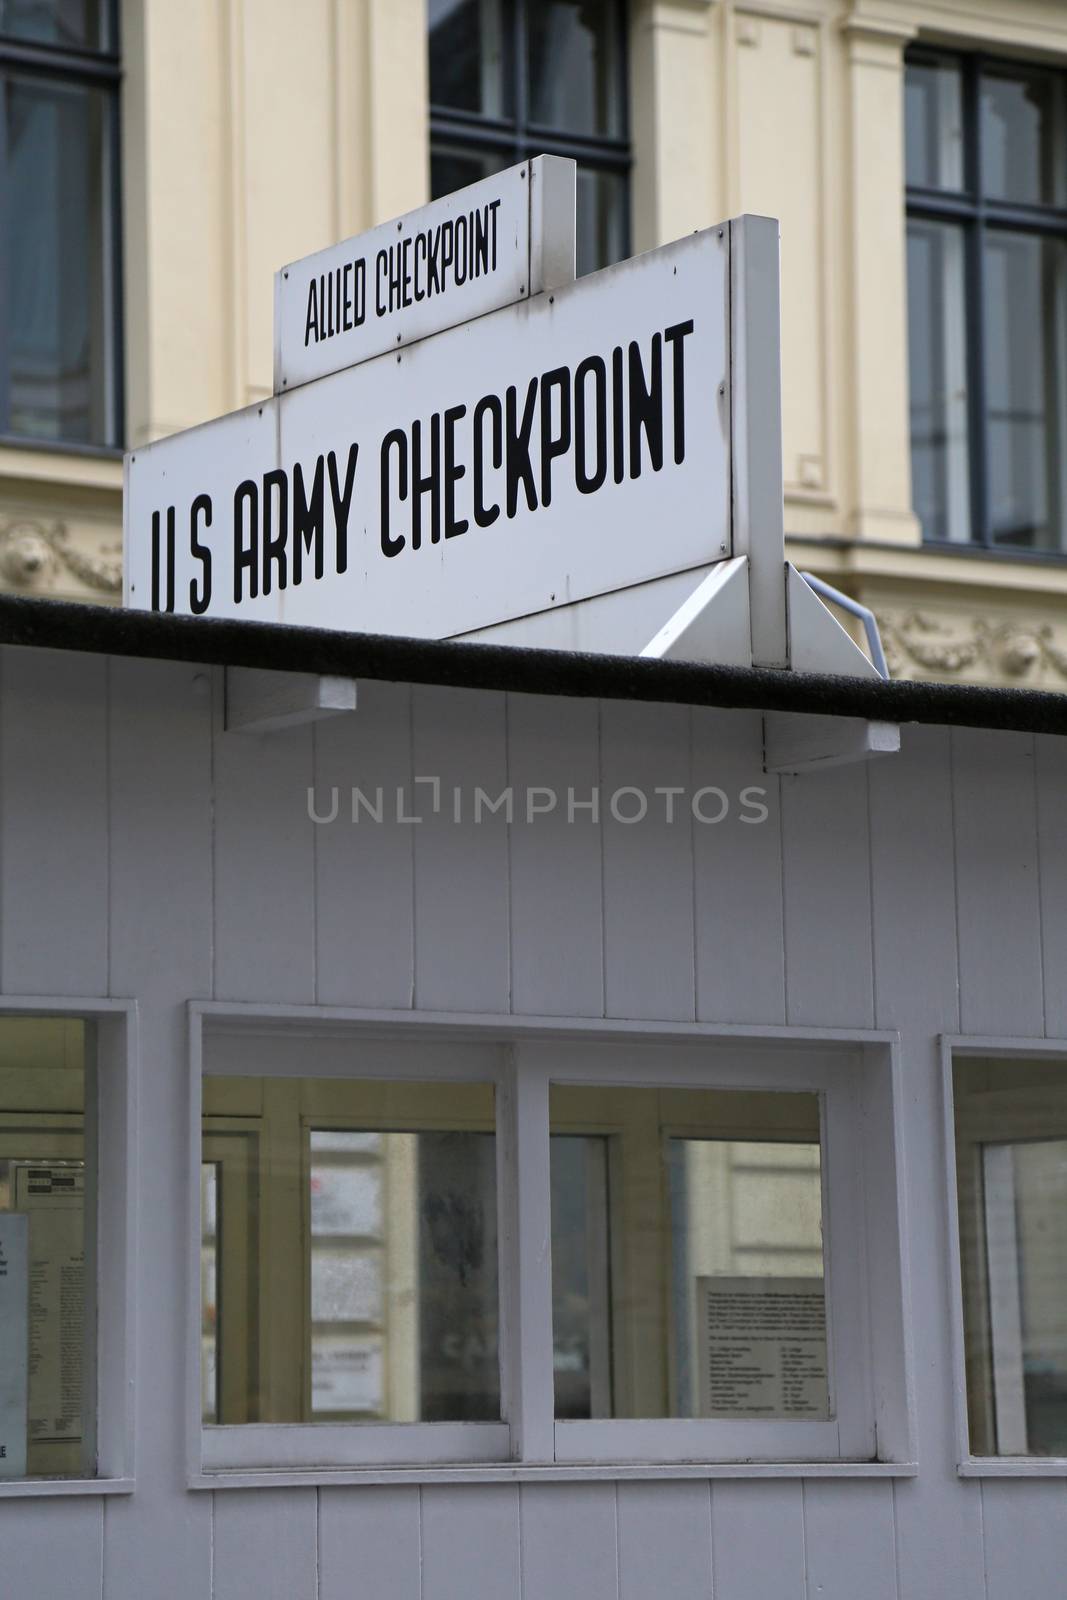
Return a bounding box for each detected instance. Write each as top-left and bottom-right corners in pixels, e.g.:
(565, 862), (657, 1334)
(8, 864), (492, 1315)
(0, 1214), (29, 1478)
(125, 226), (729, 638)
(698, 1275), (829, 1420)
(275, 157), (575, 393)
(15, 1166), (84, 1447)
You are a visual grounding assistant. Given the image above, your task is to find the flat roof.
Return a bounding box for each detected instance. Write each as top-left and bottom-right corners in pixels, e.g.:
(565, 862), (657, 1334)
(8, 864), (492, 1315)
(1, 593), (1065, 736)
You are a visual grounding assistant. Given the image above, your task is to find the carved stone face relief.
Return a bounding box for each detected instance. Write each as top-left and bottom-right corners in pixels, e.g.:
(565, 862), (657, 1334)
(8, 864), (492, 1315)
(0, 519), (121, 596)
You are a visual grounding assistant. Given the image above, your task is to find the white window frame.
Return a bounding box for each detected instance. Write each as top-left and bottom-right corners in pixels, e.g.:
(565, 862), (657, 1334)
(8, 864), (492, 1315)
(190, 1004), (915, 1487)
(943, 1034), (1067, 1478)
(0, 996), (137, 1499)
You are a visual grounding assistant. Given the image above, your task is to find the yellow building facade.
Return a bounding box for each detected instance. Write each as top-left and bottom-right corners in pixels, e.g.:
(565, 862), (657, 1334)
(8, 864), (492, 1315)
(2, 0), (1066, 688)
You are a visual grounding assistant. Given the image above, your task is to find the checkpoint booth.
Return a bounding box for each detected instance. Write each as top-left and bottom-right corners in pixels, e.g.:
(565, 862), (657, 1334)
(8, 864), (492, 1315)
(0, 161), (1066, 1600)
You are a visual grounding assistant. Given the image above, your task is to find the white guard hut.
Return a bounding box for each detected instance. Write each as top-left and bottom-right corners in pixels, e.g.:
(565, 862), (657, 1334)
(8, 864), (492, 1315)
(1, 165), (1066, 1600)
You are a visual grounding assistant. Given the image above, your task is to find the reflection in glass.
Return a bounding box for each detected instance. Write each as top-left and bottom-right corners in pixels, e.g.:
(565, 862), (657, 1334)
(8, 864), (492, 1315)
(576, 165), (627, 277)
(201, 1163), (219, 1424)
(907, 219), (971, 542)
(905, 55), (964, 192)
(980, 65), (1066, 209)
(954, 1059), (1067, 1456)
(429, 0), (511, 117)
(430, 144), (498, 209)
(527, 0), (623, 140)
(0, 0), (109, 51)
(984, 233), (1067, 550)
(549, 1086), (826, 1420)
(1, 72), (117, 445)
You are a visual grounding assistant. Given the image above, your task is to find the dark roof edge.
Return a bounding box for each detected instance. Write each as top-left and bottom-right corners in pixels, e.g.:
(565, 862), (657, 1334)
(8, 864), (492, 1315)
(2, 594), (1066, 735)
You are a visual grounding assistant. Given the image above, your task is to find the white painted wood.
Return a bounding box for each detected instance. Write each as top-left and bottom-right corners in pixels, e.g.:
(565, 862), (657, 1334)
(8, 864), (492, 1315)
(506, 693), (603, 1017)
(213, 717), (316, 1003)
(691, 709), (785, 1024)
(764, 711), (898, 774)
(191, 1459), (913, 1489)
(421, 1483), (521, 1600)
(981, 1480), (1067, 1600)
(458, 565), (717, 654)
(528, 154), (577, 294)
(600, 700), (695, 1021)
(729, 216), (788, 668)
(0, 1493), (102, 1597)
(952, 729), (1043, 1037)
(411, 686), (510, 1012)
(780, 761), (873, 1028)
(0, 646), (108, 995)
(802, 1480), (897, 1600)
(104, 657), (215, 1599)
(615, 1480), (712, 1600)
(212, 1488), (317, 1600)
(1035, 734), (1067, 1038)
(520, 1482), (619, 1600)
(498, 1061), (554, 1462)
(982, 1145), (1029, 1454)
(313, 679), (415, 1008)
(639, 557), (751, 667)
(203, 1421), (510, 1470)
(319, 1486), (421, 1600)
(785, 565), (882, 679)
(709, 1480), (805, 1598)
(225, 668), (357, 733)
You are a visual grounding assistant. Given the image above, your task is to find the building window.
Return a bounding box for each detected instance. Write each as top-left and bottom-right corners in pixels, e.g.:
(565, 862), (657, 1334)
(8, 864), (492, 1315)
(195, 1019), (912, 1478)
(428, 0), (630, 278)
(0, 1), (122, 451)
(905, 50), (1067, 552)
(951, 1053), (1067, 1461)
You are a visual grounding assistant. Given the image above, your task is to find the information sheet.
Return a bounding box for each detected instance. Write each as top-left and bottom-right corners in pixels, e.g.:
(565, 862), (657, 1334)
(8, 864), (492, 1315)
(698, 1275), (830, 1419)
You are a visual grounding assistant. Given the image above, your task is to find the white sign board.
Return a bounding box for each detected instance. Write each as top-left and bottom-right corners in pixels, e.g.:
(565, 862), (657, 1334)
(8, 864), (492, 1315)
(125, 226), (730, 638)
(698, 1276), (829, 1420)
(0, 1214), (28, 1478)
(275, 156), (575, 393)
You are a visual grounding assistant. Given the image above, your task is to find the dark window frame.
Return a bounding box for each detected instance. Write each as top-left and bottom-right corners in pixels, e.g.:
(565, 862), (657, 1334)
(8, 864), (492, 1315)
(0, 2), (124, 454)
(429, 0), (632, 272)
(906, 44), (1067, 557)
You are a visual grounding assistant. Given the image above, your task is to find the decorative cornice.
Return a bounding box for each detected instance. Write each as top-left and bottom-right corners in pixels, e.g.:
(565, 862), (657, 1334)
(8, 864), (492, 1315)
(878, 610), (1067, 685)
(0, 518), (122, 596)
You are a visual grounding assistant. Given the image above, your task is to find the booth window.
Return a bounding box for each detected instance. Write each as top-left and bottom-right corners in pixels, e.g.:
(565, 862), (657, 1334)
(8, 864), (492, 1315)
(904, 50), (1067, 552)
(428, 0), (630, 277)
(198, 1026), (910, 1476)
(0, 1017), (93, 1482)
(0, 0), (122, 450)
(952, 1055), (1067, 1459)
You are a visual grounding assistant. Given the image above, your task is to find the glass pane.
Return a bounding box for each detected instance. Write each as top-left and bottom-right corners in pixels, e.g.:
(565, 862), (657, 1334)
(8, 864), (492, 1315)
(0, 0), (110, 51)
(954, 1059), (1067, 1456)
(980, 65), (1066, 209)
(2, 72), (118, 447)
(549, 1086), (826, 1420)
(0, 1017), (92, 1481)
(984, 231), (1067, 551)
(905, 56), (964, 191)
(527, 0), (623, 139)
(907, 219), (971, 542)
(201, 1163), (219, 1424)
(202, 1076), (499, 1425)
(576, 165), (627, 277)
(430, 142), (505, 206)
(429, 0), (512, 118)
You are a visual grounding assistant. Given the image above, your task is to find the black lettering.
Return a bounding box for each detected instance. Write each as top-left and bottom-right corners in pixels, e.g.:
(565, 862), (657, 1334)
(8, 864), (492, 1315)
(664, 319), (694, 464)
(381, 429), (408, 557)
(292, 456), (325, 584)
(427, 224), (443, 296)
(233, 480), (259, 602)
(342, 262), (353, 332)
(574, 356), (608, 494)
(628, 333), (663, 479)
(328, 444), (359, 574)
(440, 220), (454, 284)
(505, 379), (539, 516)
(151, 506), (176, 613)
(444, 404), (468, 539)
(304, 278), (319, 348)
(474, 206), (489, 278)
(411, 415), (441, 548)
(454, 214), (468, 286)
(401, 235), (413, 305)
(262, 468), (289, 595)
(473, 395), (502, 528)
(375, 249), (388, 317)
(414, 233), (427, 302)
(353, 257), (366, 326)
(488, 198), (500, 270)
(189, 493), (213, 614)
(612, 345), (625, 484)
(539, 366), (572, 508)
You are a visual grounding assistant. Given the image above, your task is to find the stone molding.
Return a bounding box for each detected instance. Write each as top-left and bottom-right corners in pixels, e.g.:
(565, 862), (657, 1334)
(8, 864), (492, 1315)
(0, 517), (122, 599)
(878, 610), (1067, 687)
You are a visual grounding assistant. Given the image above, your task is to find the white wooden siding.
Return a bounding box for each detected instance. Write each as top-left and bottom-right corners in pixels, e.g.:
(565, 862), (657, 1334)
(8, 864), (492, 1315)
(0, 644), (1065, 1599)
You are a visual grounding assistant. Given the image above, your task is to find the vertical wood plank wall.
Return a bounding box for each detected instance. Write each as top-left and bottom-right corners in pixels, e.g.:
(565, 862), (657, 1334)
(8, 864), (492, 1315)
(1, 645), (1065, 1600)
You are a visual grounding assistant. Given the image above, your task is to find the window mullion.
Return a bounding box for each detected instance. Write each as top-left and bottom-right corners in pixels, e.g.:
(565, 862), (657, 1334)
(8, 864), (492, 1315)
(497, 1049), (555, 1462)
(966, 54), (991, 546)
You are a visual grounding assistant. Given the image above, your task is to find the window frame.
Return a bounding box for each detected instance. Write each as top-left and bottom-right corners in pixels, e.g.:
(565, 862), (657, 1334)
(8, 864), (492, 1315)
(905, 45), (1067, 557)
(189, 1004), (914, 1487)
(0, 995), (136, 1499)
(428, 0), (632, 273)
(943, 1034), (1067, 1477)
(0, 1), (124, 454)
